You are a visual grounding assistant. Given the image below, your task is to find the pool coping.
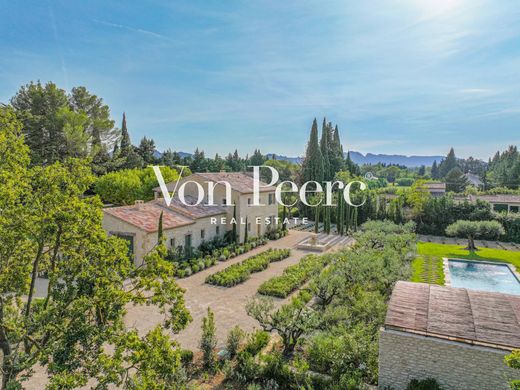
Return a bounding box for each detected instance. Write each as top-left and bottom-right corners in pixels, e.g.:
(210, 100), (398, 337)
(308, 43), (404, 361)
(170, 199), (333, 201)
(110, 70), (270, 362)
(443, 257), (520, 288)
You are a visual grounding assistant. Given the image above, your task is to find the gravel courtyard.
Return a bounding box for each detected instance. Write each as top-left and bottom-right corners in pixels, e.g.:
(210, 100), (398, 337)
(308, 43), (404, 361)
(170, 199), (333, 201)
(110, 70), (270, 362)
(125, 230), (318, 350)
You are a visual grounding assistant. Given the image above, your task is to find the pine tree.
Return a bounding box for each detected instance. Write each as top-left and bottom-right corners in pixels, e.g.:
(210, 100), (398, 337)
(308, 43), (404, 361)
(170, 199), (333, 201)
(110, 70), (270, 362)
(445, 167), (470, 192)
(301, 118), (324, 185)
(137, 136), (156, 165)
(439, 148), (458, 178)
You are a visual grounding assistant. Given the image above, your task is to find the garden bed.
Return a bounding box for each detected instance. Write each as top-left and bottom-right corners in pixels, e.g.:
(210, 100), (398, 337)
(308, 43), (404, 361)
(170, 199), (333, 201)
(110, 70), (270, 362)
(173, 229), (288, 278)
(257, 254), (330, 298)
(205, 248), (291, 287)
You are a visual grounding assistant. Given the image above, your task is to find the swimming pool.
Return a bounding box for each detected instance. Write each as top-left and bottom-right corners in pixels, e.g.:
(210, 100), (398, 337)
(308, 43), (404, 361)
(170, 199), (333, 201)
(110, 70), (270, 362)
(447, 259), (520, 295)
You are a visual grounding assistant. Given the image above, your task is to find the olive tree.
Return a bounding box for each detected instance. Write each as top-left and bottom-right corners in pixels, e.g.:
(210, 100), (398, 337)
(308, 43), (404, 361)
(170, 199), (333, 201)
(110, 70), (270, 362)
(246, 294), (320, 357)
(446, 220), (505, 251)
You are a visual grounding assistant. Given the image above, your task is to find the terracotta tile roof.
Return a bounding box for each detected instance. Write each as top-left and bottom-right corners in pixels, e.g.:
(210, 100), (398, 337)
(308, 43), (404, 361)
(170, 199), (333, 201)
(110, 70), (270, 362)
(153, 172), (277, 194)
(152, 196), (227, 219)
(103, 202), (194, 233)
(385, 281), (520, 350)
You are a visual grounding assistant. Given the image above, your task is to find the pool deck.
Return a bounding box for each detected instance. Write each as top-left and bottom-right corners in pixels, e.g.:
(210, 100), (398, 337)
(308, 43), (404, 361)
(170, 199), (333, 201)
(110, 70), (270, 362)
(443, 257), (520, 288)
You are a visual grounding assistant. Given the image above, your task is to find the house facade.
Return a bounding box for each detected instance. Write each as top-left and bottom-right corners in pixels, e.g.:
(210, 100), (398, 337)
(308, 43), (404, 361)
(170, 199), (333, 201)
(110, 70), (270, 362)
(102, 197), (227, 266)
(102, 172), (278, 266)
(153, 172), (279, 243)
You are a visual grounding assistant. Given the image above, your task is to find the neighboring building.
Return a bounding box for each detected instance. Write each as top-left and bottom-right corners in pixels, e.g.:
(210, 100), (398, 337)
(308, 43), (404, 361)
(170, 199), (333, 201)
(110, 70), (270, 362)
(424, 182), (446, 197)
(379, 281), (519, 390)
(466, 194), (520, 213)
(103, 197), (227, 266)
(153, 172), (278, 242)
(464, 172), (484, 189)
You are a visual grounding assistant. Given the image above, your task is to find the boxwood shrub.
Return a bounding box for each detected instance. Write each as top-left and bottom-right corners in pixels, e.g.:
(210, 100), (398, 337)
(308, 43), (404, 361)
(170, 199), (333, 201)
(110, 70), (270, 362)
(258, 254), (331, 298)
(205, 248), (291, 287)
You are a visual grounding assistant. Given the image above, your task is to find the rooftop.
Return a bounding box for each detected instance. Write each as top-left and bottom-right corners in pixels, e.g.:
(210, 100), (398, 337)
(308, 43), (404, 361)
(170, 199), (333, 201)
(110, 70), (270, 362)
(104, 202), (194, 233)
(470, 194), (520, 204)
(424, 182), (446, 191)
(385, 281), (520, 350)
(152, 196), (227, 219)
(103, 196), (227, 233)
(153, 172), (277, 194)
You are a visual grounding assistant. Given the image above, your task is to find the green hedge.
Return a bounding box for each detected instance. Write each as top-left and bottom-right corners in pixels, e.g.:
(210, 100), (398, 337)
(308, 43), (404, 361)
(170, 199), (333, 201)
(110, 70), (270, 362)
(205, 248), (291, 287)
(258, 254), (330, 298)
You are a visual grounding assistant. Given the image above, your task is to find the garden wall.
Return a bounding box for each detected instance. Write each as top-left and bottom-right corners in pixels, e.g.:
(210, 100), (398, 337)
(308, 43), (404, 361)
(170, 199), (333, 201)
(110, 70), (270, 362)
(378, 328), (516, 390)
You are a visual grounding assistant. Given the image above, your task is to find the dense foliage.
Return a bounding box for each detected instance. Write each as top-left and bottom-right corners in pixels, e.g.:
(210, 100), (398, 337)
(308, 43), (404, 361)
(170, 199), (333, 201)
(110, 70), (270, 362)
(239, 221), (416, 389)
(94, 166), (182, 204)
(205, 248), (291, 287)
(0, 107), (192, 389)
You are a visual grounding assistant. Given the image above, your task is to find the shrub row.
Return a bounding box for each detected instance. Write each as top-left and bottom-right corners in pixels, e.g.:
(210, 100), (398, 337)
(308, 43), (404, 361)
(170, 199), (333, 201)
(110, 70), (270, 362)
(205, 248), (291, 287)
(257, 254), (331, 298)
(175, 236), (269, 278)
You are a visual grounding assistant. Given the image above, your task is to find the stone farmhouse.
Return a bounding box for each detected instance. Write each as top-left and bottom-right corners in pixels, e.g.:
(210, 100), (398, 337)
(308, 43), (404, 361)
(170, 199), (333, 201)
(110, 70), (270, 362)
(379, 281), (519, 390)
(102, 172), (278, 266)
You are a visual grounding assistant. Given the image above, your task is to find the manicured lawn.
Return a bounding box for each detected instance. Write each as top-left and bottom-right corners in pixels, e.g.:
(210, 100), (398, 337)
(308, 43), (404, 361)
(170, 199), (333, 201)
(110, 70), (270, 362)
(411, 255), (444, 285)
(411, 242), (520, 286)
(417, 242), (520, 270)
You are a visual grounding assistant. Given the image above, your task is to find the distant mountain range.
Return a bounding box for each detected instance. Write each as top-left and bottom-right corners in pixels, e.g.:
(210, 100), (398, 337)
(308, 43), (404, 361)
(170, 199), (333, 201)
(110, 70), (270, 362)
(267, 152), (443, 167)
(347, 151), (443, 167)
(156, 151), (444, 168)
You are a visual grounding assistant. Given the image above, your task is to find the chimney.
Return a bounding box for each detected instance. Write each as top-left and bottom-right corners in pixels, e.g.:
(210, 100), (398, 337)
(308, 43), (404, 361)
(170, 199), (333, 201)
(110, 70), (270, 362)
(135, 200), (144, 210)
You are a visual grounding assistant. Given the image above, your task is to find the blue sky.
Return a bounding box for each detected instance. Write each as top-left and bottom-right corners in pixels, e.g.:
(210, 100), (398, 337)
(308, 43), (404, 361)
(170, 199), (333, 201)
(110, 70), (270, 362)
(1, 0), (520, 159)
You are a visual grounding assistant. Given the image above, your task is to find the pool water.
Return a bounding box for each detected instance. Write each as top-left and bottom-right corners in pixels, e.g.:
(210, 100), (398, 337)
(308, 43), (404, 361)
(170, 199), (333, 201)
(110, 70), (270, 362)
(448, 259), (520, 295)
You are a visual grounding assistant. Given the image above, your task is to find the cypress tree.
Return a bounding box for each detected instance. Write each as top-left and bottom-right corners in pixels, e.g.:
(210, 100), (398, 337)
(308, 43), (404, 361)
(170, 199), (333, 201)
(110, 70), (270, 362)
(157, 211), (164, 243)
(244, 217), (248, 244)
(282, 205), (287, 231)
(320, 118), (331, 181)
(314, 204), (320, 234)
(120, 112), (131, 152)
(337, 190), (344, 235)
(329, 124), (344, 174)
(301, 118), (324, 185)
(232, 205), (238, 244)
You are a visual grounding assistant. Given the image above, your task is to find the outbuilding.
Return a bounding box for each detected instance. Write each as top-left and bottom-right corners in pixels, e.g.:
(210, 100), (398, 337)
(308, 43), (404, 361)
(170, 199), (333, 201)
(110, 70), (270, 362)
(379, 281), (519, 390)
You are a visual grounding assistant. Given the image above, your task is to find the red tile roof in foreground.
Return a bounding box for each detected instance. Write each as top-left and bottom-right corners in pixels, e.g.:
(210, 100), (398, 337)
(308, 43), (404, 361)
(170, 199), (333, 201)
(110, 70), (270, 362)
(153, 172), (277, 194)
(152, 196), (227, 219)
(385, 281), (520, 350)
(104, 202), (194, 233)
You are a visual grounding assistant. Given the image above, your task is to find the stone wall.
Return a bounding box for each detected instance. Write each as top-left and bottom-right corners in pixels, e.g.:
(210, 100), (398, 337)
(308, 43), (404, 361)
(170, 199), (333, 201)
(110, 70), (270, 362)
(378, 328), (517, 390)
